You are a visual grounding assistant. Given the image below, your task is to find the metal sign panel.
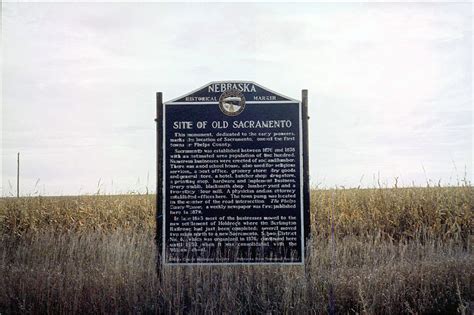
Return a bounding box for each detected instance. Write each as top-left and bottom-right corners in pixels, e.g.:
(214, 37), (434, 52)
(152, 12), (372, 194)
(157, 81), (309, 265)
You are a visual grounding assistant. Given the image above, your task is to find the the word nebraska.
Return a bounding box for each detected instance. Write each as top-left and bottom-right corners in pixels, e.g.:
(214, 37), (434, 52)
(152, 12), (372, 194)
(208, 82), (257, 93)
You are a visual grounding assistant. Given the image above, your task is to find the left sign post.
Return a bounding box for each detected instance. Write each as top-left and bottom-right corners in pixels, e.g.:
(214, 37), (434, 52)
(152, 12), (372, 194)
(156, 92), (164, 263)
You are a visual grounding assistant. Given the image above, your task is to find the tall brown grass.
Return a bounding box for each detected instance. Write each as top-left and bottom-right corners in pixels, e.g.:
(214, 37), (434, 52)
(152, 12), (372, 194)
(0, 186), (472, 314)
(0, 194), (155, 236)
(312, 186), (473, 243)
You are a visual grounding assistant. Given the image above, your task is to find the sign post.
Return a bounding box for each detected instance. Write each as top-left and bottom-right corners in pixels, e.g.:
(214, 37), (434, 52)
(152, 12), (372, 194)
(156, 81), (310, 265)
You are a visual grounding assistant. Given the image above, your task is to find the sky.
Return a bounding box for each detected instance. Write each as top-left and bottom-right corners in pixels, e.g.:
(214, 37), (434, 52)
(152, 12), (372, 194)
(1, 1), (472, 196)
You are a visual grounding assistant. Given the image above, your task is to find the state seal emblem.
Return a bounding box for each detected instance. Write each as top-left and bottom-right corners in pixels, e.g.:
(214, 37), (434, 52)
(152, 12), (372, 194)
(219, 89), (246, 116)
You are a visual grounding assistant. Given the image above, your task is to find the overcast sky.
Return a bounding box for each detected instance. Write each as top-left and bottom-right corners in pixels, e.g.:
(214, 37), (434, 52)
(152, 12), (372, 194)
(1, 1), (472, 196)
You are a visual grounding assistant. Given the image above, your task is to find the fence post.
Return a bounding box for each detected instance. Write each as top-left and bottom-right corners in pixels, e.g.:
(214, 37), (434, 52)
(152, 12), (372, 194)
(17, 152), (20, 198)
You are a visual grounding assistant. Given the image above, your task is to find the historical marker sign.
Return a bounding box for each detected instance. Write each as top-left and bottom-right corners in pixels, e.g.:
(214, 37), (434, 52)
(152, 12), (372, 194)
(157, 81), (309, 265)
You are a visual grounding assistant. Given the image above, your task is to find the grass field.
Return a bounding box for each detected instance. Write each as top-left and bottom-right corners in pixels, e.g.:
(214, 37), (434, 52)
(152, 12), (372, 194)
(0, 185), (472, 314)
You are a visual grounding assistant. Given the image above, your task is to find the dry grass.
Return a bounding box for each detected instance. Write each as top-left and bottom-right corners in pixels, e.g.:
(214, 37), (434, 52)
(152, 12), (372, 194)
(0, 194), (155, 236)
(312, 186), (473, 243)
(0, 186), (473, 314)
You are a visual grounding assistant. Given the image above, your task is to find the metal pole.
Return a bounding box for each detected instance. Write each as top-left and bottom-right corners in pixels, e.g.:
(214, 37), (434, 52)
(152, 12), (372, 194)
(155, 92), (163, 267)
(17, 152), (20, 198)
(302, 90), (310, 245)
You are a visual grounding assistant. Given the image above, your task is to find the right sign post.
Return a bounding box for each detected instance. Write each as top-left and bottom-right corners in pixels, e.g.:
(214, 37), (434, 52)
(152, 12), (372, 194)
(158, 81), (310, 265)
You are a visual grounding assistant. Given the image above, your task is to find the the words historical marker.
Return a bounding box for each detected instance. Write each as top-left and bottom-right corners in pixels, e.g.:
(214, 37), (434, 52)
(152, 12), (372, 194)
(156, 81), (310, 265)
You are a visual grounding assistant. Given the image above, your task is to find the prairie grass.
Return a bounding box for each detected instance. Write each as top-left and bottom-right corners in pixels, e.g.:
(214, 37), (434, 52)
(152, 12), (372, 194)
(0, 194), (155, 236)
(312, 186), (473, 243)
(0, 186), (472, 314)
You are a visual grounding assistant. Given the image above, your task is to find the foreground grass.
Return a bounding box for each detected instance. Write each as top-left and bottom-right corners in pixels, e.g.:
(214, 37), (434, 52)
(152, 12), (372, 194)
(0, 186), (472, 314)
(1, 231), (471, 314)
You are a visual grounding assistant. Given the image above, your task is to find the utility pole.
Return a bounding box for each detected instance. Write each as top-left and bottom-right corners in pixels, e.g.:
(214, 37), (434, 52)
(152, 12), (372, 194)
(17, 152), (20, 198)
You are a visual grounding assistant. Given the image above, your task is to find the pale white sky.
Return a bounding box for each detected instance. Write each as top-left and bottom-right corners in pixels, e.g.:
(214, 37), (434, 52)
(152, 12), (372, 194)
(1, 1), (472, 196)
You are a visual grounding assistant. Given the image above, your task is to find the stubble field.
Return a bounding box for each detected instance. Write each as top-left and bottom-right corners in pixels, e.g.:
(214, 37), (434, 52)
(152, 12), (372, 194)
(0, 185), (472, 314)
